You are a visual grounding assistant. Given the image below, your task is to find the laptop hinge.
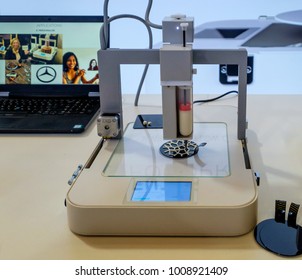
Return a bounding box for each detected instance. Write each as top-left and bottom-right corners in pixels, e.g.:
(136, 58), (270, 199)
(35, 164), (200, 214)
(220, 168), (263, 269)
(1, 91), (33, 98)
(88, 92), (100, 97)
(0, 91), (100, 97)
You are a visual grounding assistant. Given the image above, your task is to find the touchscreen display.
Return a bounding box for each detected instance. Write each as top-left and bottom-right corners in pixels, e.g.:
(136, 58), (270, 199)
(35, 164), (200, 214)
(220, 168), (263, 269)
(131, 181), (192, 202)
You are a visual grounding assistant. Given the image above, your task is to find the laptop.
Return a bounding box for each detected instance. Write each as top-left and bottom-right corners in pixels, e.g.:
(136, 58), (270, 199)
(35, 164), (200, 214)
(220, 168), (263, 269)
(0, 15), (106, 133)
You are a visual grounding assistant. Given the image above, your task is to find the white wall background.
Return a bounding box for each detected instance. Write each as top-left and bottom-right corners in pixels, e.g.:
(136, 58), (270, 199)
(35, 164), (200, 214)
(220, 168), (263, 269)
(1, 0), (302, 94)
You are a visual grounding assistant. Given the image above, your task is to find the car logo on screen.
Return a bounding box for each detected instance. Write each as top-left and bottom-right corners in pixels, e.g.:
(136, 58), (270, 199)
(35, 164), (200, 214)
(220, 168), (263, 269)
(36, 66), (57, 83)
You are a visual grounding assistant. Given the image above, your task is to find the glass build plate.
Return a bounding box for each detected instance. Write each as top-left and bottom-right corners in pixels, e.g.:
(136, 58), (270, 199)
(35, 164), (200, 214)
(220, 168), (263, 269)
(103, 122), (230, 178)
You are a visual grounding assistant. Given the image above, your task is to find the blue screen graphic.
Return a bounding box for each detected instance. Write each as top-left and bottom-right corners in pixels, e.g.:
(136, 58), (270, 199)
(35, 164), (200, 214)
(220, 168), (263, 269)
(131, 181), (192, 202)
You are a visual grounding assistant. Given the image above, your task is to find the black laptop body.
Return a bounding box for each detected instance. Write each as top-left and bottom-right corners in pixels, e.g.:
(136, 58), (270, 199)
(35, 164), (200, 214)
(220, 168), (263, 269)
(0, 15), (105, 133)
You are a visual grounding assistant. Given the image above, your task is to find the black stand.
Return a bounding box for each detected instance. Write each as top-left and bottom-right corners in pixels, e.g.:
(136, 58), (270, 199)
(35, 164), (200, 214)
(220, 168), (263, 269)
(254, 200), (302, 257)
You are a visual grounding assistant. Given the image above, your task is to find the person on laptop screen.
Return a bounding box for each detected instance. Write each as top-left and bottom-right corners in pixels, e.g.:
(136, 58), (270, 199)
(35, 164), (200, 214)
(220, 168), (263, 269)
(5, 37), (30, 64)
(87, 59), (98, 71)
(62, 52), (99, 84)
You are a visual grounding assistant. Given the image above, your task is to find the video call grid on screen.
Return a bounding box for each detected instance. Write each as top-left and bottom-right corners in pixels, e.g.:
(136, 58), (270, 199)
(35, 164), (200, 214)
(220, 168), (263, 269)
(0, 16), (103, 86)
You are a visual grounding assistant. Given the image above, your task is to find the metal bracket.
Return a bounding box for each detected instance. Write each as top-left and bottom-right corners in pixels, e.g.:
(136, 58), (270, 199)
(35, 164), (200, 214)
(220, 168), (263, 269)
(68, 164), (83, 186)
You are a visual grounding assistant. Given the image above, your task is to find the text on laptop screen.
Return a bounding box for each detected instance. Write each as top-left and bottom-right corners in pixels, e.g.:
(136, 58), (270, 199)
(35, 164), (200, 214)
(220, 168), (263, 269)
(0, 17), (102, 87)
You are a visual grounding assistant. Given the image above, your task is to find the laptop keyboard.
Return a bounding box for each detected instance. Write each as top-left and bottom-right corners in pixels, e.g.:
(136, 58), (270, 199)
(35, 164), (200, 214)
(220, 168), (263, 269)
(0, 97), (100, 116)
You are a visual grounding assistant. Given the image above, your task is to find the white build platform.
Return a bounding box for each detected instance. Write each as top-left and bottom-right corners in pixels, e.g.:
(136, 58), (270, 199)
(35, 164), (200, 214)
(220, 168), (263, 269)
(66, 104), (258, 236)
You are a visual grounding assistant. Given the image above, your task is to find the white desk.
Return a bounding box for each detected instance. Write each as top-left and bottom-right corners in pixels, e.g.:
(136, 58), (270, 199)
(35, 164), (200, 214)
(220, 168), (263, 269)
(0, 94), (302, 260)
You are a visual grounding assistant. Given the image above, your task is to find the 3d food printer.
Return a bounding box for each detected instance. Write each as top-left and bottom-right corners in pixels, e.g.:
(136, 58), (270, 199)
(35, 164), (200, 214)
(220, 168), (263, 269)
(66, 15), (258, 236)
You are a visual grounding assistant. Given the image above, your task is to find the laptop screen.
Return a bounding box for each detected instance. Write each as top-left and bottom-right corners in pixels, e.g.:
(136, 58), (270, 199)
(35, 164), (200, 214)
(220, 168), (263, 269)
(0, 15), (105, 95)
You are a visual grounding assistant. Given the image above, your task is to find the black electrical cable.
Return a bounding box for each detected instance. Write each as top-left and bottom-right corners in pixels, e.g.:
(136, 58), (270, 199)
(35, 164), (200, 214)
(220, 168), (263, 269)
(100, 14), (153, 49)
(145, 0), (162, 29)
(193, 90), (238, 104)
(101, 0), (110, 50)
